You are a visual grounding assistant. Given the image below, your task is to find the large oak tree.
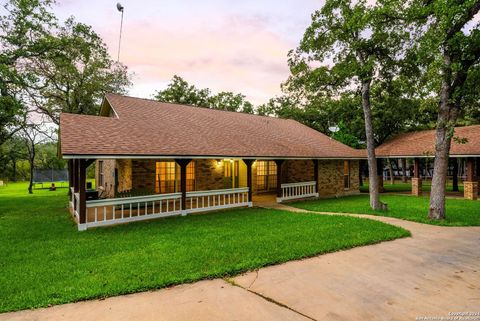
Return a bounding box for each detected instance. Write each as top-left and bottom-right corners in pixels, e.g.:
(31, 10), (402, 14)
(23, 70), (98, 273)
(408, 0), (480, 219)
(285, 0), (409, 210)
(0, 0), (56, 145)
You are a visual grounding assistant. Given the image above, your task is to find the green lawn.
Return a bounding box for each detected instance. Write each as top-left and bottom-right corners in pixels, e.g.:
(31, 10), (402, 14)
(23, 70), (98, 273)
(291, 194), (479, 226)
(0, 182), (409, 313)
(359, 181), (464, 193)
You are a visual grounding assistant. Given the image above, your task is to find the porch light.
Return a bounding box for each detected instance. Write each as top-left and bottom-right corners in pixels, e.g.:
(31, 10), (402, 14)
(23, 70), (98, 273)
(216, 159), (222, 166)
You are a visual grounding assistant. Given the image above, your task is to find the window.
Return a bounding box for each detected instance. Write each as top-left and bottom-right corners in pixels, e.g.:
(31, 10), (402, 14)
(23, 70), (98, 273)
(98, 161), (104, 187)
(344, 160), (350, 189)
(156, 161), (176, 193)
(155, 161), (196, 194)
(186, 161), (195, 192)
(256, 161), (277, 191)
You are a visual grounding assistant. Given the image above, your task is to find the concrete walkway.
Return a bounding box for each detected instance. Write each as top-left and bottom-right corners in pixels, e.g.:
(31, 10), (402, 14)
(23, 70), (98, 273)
(2, 205), (479, 321)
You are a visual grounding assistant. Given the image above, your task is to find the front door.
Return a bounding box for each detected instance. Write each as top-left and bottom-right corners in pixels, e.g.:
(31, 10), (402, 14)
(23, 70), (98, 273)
(256, 161), (277, 192)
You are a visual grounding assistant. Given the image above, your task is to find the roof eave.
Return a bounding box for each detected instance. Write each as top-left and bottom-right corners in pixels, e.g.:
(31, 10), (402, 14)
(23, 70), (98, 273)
(61, 154), (367, 160)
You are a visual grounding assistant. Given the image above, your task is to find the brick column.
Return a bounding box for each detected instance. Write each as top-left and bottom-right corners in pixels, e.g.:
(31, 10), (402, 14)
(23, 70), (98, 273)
(412, 157), (422, 196)
(242, 159), (254, 206)
(275, 160), (284, 202)
(464, 158), (478, 200)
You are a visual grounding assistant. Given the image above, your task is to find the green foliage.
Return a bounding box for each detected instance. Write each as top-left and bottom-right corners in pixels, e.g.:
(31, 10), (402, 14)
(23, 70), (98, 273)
(0, 0), (132, 129)
(154, 75), (210, 106)
(0, 136), (26, 180)
(279, 0), (420, 147)
(408, 0), (480, 124)
(208, 91), (254, 113)
(0, 182), (408, 312)
(32, 18), (132, 124)
(0, 0), (56, 145)
(278, 0), (479, 147)
(359, 182), (464, 193)
(154, 75), (255, 113)
(331, 122), (363, 148)
(35, 142), (65, 170)
(0, 140), (65, 181)
(291, 194), (480, 226)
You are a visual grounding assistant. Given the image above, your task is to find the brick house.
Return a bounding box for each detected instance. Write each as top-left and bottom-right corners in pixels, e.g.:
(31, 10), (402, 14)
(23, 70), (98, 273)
(60, 94), (364, 230)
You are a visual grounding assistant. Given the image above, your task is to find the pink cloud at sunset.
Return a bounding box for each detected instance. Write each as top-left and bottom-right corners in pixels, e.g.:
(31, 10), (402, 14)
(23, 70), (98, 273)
(53, 0), (322, 105)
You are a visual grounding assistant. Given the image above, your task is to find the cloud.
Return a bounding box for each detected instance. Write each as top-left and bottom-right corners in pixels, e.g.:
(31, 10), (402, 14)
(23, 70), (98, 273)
(98, 13), (293, 104)
(53, 0), (320, 105)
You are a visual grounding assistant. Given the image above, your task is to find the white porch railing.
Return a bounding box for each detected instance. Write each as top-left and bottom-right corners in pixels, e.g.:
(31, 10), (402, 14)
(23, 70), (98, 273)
(186, 187), (251, 213)
(69, 187), (74, 210)
(73, 192), (80, 221)
(80, 193), (182, 230)
(77, 187), (251, 230)
(277, 181), (318, 202)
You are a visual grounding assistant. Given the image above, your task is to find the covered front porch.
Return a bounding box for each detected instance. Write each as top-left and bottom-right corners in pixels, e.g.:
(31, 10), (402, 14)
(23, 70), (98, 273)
(376, 157), (479, 200)
(67, 158), (336, 230)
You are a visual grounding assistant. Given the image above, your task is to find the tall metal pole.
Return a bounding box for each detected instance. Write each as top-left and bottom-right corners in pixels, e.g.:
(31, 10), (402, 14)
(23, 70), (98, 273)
(117, 3), (124, 63)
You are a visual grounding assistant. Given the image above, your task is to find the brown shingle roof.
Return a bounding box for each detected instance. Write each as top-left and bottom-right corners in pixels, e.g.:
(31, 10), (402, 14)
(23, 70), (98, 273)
(376, 125), (480, 157)
(60, 94), (364, 159)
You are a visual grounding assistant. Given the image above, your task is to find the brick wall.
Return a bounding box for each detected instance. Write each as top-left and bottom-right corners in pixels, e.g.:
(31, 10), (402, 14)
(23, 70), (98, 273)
(195, 159), (225, 191)
(317, 160), (360, 197)
(95, 159), (116, 198)
(284, 160), (315, 183)
(97, 158), (360, 199)
(131, 159), (156, 193)
(464, 181), (478, 200)
(129, 159), (226, 194)
(117, 159), (132, 192)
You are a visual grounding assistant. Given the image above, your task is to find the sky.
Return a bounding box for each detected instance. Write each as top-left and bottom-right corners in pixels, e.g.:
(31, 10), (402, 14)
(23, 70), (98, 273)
(53, 0), (321, 105)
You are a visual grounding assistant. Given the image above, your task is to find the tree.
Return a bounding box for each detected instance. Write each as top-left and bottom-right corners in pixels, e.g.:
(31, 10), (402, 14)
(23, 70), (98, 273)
(285, 0), (408, 209)
(208, 92), (254, 113)
(1, 0), (130, 136)
(408, 0), (480, 219)
(0, 0), (57, 145)
(154, 75), (210, 107)
(154, 75), (255, 113)
(0, 136), (26, 181)
(30, 18), (131, 124)
(18, 123), (41, 194)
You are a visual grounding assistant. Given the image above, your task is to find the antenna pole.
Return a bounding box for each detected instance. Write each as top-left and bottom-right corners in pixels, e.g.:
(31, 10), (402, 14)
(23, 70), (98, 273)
(117, 8), (124, 63)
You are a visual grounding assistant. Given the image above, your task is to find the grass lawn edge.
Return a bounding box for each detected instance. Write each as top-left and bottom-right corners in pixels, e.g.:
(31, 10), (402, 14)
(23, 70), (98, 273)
(288, 194), (480, 227)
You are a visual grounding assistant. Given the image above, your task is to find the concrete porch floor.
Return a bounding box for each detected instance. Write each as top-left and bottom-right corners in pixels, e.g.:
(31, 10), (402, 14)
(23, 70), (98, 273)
(1, 206), (479, 321)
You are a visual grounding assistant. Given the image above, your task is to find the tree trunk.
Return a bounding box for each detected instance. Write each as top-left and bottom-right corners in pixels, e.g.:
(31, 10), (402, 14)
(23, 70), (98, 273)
(361, 80), (381, 210)
(452, 158), (459, 192)
(27, 138), (36, 194)
(388, 159), (394, 184)
(428, 57), (459, 220)
(28, 158), (34, 194)
(401, 158), (407, 183)
(12, 157), (17, 182)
